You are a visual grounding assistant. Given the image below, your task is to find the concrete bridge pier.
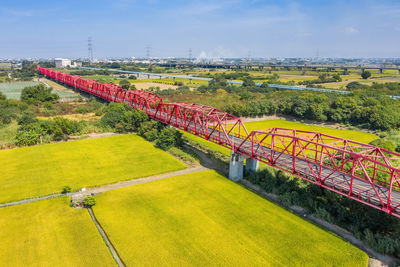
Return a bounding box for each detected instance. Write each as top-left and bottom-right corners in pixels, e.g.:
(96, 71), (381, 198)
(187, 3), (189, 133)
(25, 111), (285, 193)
(229, 153), (260, 181)
(147, 74), (150, 79)
(189, 79), (192, 84)
(398, 69), (400, 75)
(245, 157), (259, 172)
(361, 68), (365, 74)
(229, 152), (245, 181)
(379, 68), (383, 74)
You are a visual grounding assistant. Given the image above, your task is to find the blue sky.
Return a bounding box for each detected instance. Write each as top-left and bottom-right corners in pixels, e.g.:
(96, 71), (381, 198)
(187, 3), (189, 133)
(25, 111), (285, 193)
(1, 0), (400, 59)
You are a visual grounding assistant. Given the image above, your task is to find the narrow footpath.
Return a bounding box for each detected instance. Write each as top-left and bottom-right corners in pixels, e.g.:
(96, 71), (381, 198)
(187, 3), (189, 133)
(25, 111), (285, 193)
(0, 166), (208, 208)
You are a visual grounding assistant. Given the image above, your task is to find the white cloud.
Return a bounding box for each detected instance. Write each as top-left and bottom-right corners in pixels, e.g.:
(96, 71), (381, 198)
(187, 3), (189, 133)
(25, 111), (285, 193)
(344, 26), (359, 34)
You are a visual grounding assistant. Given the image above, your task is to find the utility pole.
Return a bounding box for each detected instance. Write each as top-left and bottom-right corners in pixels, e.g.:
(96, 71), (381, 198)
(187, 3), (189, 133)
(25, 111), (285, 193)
(88, 37), (93, 62)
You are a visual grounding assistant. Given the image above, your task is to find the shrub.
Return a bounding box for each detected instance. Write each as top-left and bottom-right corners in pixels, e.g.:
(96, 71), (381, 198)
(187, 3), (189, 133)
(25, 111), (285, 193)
(155, 127), (182, 150)
(21, 84), (59, 105)
(18, 114), (38, 126)
(61, 185), (72, 194)
(83, 196), (96, 208)
(14, 129), (41, 146)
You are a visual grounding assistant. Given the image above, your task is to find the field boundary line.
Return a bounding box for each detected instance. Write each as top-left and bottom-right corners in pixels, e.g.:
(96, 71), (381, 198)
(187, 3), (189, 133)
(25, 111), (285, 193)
(88, 208), (125, 267)
(0, 193), (68, 208)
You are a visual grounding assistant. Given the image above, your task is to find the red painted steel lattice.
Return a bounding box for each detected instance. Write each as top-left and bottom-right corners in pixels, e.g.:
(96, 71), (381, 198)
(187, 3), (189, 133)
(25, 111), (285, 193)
(37, 67), (400, 218)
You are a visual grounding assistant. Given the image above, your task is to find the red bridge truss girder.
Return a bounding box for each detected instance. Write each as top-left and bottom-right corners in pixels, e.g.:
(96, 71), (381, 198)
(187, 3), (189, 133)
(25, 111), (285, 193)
(37, 67), (400, 218)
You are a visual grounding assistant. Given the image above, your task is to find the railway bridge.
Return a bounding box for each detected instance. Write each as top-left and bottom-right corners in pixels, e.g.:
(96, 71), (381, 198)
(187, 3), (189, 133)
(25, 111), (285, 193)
(37, 67), (400, 218)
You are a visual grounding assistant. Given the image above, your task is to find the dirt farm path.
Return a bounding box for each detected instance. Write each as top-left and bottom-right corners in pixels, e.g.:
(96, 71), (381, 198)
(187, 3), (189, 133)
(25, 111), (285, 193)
(0, 166), (208, 208)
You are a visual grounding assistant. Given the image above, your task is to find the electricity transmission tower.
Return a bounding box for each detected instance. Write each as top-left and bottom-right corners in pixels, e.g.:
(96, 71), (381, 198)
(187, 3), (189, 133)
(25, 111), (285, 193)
(146, 44), (151, 60)
(88, 37), (93, 62)
(188, 48), (192, 63)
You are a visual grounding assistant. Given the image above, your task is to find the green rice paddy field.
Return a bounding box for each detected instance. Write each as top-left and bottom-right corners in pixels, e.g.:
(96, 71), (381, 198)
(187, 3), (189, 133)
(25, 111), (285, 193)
(0, 197), (115, 266)
(183, 119), (378, 157)
(0, 134), (186, 203)
(94, 170), (368, 266)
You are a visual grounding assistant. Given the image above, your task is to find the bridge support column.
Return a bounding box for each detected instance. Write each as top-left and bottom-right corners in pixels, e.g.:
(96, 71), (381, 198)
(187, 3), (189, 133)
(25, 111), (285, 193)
(245, 157), (259, 172)
(189, 79), (192, 84)
(361, 68), (365, 74)
(379, 68), (383, 74)
(229, 152), (244, 181)
(147, 74), (150, 79)
(398, 69), (400, 75)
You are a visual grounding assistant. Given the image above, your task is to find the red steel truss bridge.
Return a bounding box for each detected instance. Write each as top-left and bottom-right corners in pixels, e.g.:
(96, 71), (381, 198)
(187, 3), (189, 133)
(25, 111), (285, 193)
(37, 67), (400, 218)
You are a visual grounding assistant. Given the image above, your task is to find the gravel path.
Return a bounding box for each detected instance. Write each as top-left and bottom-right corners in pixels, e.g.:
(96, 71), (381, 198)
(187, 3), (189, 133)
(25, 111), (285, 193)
(0, 166), (208, 208)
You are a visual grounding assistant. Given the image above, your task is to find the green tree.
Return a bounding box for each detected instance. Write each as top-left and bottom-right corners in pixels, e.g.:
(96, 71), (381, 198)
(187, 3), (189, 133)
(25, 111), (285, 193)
(361, 71), (371, 79)
(155, 127), (182, 150)
(332, 73), (342, 82)
(119, 79), (131, 90)
(21, 84), (59, 105)
(83, 196), (96, 207)
(61, 185), (72, 194)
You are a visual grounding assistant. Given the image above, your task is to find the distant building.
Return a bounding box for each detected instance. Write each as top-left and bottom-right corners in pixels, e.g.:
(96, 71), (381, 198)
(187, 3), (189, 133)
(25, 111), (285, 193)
(55, 58), (71, 68)
(71, 61), (82, 68)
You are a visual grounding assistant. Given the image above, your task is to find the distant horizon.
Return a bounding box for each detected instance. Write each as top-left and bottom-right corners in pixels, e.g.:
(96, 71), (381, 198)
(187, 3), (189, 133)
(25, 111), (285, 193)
(2, 56), (400, 62)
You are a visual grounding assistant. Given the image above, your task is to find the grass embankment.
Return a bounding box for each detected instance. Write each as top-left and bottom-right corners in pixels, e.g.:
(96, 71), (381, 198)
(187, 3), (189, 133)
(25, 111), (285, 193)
(0, 134), (186, 203)
(183, 119), (379, 157)
(93, 170), (368, 266)
(0, 197), (115, 266)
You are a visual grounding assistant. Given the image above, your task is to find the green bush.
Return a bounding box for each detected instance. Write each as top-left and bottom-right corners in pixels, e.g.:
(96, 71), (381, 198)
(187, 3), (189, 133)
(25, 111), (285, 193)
(101, 102), (148, 132)
(61, 185), (72, 194)
(14, 129), (41, 146)
(21, 84), (59, 105)
(155, 127), (182, 150)
(83, 196), (96, 208)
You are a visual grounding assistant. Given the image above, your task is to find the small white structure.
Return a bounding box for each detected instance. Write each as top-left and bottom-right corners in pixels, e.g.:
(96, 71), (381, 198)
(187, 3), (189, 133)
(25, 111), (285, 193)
(71, 61), (82, 68)
(55, 58), (72, 68)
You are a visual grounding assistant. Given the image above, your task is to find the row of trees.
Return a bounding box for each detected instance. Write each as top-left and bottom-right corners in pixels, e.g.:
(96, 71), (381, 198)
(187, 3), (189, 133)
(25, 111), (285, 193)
(223, 91), (400, 131)
(100, 102), (182, 150)
(15, 115), (83, 146)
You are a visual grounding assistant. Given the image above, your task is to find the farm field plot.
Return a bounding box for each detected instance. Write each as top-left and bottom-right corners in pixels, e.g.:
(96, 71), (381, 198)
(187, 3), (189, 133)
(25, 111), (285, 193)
(0, 134), (186, 203)
(0, 81), (79, 101)
(0, 81), (39, 99)
(93, 170), (368, 266)
(40, 78), (80, 101)
(0, 197), (115, 266)
(183, 119), (378, 157)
